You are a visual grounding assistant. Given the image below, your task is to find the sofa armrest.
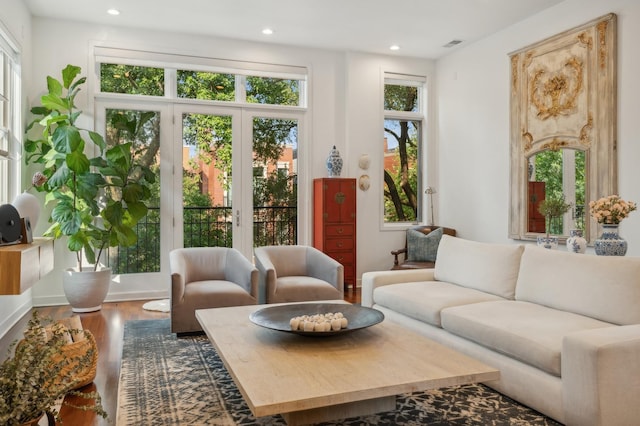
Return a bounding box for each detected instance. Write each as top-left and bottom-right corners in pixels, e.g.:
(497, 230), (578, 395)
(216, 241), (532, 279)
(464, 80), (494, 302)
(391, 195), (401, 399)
(562, 324), (640, 426)
(361, 269), (436, 307)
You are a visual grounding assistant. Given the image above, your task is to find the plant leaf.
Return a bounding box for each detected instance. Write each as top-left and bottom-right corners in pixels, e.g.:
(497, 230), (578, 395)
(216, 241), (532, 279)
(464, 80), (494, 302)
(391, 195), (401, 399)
(41, 93), (69, 112)
(47, 76), (63, 96)
(65, 150), (90, 175)
(52, 125), (83, 153)
(61, 64), (82, 89)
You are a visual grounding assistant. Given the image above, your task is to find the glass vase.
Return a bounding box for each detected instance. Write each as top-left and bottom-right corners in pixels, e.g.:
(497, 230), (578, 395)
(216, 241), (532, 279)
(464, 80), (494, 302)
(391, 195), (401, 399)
(594, 224), (627, 256)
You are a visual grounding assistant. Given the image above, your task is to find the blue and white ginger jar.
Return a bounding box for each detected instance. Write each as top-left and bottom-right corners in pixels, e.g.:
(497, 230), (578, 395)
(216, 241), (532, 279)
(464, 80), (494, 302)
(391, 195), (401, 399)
(566, 229), (587, 254)
(594, 224), (627, 256)
(326, 145), (343, 177)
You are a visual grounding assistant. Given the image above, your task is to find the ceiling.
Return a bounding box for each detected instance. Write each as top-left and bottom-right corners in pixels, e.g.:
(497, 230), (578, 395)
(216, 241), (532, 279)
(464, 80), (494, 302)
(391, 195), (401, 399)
(24, 0), (565, 59)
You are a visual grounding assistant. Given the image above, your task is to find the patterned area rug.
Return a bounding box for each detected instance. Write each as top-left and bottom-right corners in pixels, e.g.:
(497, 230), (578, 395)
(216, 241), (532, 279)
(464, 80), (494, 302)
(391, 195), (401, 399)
(116, 319), (562, 425)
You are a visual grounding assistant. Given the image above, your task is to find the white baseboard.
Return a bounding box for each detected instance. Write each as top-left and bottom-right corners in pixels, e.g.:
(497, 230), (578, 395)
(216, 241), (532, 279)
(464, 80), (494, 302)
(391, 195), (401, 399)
(31, 289), (170, 308)
(0, 302), (32, 339)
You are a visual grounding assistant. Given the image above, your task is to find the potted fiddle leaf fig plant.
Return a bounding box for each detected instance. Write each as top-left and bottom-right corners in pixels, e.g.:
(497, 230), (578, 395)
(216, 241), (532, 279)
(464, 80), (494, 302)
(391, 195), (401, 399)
(537, 195), (571, 249)
(24, 64), (155, 312)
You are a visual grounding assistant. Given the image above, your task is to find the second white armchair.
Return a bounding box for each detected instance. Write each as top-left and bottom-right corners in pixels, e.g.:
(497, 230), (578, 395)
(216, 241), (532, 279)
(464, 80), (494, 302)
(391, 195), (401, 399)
(254, 245), (344, 304)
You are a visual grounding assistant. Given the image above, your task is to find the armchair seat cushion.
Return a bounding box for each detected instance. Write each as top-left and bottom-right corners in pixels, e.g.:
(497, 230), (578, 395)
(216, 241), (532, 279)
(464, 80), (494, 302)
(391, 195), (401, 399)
(272, 276), (343, 303)
(392, 260), (436, 270)
(185, 280), (258, 306)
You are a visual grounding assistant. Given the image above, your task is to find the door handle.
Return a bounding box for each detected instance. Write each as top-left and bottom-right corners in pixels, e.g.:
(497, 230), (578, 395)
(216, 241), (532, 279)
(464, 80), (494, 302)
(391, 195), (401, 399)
(236, 210), (240, 227)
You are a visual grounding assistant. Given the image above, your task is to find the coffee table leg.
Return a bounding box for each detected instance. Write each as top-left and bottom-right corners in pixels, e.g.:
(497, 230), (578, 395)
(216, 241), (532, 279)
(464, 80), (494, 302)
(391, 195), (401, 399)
(281, 395), (396, 425)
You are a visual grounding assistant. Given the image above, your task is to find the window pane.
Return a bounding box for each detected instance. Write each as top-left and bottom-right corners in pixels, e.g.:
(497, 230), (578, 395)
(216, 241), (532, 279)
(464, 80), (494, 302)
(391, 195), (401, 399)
(106, 109), (161, 273)
(253, 117), (298, 246)
(246, 76), (299, 106)
(384, 84), (418, 112)
(100, 63), (164, 96)
(181, 112), (233, 248)
(383, 119), (420, 223)
(177, 70), (235, 101)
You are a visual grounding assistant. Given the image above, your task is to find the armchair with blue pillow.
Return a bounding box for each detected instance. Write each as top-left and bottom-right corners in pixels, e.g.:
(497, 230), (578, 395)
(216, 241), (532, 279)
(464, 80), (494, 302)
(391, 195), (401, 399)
(390, 225), (456, 270)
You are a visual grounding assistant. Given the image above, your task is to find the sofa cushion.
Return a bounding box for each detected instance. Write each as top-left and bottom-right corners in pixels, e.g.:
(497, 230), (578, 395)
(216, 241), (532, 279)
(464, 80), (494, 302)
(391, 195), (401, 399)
(441, 300), (615, 377)
(406, 227), (443, 262)
(515, 245), (640, 325)
(373, 281), (505, 327)
(434, 236), (524, 299)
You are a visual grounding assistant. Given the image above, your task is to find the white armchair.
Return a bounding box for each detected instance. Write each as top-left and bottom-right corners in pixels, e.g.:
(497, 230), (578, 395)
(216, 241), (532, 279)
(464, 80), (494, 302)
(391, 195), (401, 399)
(254, 245), (344, 304)
(170, 247), (258, 334)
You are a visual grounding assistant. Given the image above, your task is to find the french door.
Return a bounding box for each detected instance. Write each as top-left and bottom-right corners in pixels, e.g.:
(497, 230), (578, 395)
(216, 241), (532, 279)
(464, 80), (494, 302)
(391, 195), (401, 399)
(96, 100), (302, 280)
(95, 100), (172, 288)
(174, 105), (301, 260)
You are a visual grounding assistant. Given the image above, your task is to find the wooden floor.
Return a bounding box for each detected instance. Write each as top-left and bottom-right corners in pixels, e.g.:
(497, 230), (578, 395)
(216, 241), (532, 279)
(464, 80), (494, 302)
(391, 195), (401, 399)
(0, 288), (361, 425)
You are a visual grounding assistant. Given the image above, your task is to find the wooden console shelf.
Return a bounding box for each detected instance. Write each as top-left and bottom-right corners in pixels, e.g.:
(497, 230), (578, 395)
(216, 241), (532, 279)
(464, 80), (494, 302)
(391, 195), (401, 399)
(0, 238), (54, 295)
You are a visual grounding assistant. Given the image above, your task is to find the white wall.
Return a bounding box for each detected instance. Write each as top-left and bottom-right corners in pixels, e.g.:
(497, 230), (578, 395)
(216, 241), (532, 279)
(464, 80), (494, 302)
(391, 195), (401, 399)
(345, 52), (435, 275)
(436, 0), (640, 254)
(0, 1), (33, 337)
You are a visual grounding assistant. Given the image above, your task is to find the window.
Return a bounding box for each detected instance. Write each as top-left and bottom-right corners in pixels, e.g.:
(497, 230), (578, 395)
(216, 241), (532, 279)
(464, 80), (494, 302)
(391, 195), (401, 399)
(100, 63), (164, 96)
(177, 70), (235, 101)
(246, 76), (300, 106)
(383, 73), (425, 224)
(0, 26), (20, 204)
(94, 47), (307, 275)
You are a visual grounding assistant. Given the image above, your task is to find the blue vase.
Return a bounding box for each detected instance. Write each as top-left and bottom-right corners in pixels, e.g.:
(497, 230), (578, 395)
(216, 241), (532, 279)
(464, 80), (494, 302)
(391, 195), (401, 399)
(326, 145), (343, 177)
(537, 235), (558, 249)
(594, 224), (627, 256)
(566, 229), (587, 254)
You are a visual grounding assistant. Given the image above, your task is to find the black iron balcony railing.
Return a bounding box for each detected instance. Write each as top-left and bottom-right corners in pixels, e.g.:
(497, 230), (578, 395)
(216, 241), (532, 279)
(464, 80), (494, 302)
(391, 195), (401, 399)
(108, 205), (297, 274)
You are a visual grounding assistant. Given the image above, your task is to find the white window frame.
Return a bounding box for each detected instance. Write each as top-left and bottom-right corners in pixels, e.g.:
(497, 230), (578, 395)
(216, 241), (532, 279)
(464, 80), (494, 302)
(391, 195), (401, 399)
(0, 21), (21, 205)
(382, 72), (427, 228)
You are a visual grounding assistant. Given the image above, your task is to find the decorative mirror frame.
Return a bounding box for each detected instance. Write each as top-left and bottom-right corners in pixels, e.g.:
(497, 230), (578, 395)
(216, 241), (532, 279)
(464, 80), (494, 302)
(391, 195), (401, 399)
(509, 13), (617, 244)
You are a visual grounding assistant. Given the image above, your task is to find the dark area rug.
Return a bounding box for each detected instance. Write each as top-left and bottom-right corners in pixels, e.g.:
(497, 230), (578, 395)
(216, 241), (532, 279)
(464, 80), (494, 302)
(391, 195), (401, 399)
(116, 319), (562, 425)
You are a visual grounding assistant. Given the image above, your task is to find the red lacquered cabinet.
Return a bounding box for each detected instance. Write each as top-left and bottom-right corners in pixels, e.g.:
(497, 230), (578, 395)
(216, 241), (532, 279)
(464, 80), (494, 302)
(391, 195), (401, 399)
(313, 178), (357, 292)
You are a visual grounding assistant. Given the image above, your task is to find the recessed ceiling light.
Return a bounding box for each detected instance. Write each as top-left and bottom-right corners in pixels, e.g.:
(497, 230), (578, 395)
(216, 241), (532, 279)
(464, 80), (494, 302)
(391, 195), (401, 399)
(262, 28), (274, 35)
(107, 8), (120, 16)
(389, 45), (400, 51)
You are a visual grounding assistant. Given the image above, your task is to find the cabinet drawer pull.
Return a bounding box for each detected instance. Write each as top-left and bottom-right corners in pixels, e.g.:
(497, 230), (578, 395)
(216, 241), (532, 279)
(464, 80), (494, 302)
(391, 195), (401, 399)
(337, 228), (343, 234)
(337, 242), (343, 248)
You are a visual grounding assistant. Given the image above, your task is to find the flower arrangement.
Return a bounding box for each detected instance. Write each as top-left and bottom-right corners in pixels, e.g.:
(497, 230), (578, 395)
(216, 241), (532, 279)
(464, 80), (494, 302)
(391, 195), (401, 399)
(589, 195), (637, 224)
(0, 311), (107, 425)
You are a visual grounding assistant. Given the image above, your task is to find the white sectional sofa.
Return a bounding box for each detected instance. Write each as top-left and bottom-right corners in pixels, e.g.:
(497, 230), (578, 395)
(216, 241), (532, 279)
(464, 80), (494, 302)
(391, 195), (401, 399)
(362, 235), (640, 426)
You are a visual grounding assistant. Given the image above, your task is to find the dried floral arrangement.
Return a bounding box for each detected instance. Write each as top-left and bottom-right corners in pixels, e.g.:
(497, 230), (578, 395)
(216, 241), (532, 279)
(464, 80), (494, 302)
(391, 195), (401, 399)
(0, 311), (107, 425)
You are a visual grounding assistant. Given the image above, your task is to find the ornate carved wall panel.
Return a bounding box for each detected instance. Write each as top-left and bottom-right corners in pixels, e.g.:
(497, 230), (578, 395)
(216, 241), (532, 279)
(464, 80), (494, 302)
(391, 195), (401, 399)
(509, 13), (617, 244)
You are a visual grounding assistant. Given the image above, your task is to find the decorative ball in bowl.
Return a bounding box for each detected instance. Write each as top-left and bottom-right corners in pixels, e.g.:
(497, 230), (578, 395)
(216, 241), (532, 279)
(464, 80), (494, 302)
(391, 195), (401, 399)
(249, 303), (384, 336)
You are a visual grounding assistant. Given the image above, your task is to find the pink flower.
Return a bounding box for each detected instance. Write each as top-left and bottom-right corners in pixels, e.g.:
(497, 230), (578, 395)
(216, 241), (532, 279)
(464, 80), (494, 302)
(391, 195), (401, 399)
(589, 195), (637, 224)
(31, 171), (48, 187)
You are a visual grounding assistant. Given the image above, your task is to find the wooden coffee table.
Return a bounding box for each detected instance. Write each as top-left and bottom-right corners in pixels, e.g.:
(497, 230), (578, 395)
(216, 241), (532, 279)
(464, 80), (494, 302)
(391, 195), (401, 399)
(196, 302), (499, 425)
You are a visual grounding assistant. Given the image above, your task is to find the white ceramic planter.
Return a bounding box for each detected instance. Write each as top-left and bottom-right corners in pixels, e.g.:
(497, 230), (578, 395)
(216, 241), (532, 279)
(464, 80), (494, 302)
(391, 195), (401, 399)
(62, 267), (112, 312)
